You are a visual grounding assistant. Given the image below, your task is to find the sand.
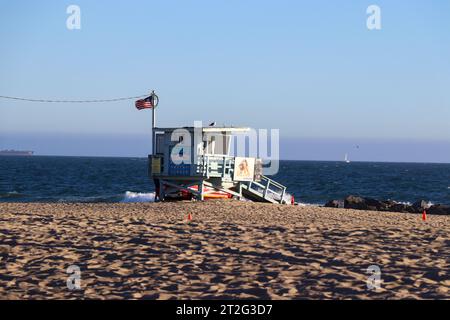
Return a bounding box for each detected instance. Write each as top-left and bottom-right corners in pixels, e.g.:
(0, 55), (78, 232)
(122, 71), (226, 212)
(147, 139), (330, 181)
(0, 200), (448, 300)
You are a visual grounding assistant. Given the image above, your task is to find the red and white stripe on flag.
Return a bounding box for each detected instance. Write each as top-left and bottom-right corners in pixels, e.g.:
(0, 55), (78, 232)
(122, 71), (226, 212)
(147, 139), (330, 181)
(135, 97), (153, 110)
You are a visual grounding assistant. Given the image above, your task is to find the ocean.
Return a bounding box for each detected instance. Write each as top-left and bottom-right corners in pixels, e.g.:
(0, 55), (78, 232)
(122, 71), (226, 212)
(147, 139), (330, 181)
(1, 156), (449, 205)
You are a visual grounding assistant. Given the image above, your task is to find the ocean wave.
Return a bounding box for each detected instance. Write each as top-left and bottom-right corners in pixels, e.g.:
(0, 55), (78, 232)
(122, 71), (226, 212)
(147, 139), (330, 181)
(57, 192), (156, 203)
(121, 191), (155, 203)
(0, 191), (25, 199)
(56, 194), (120, 203)
(394, 200), (433, 207)
(297, 202), (321, 207)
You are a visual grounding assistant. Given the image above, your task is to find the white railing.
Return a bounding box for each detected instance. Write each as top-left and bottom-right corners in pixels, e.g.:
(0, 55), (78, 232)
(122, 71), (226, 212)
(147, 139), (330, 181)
(244, 175), (287, 204)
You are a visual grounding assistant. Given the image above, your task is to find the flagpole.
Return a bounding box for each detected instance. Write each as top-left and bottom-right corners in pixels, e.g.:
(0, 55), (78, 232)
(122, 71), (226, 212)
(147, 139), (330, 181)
(152, 91), (156, 129)
(151, 90), (156, 155)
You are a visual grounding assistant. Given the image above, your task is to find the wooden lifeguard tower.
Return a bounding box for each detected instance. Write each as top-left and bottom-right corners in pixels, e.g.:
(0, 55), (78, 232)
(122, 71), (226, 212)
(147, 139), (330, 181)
(142, 91), (291, 204)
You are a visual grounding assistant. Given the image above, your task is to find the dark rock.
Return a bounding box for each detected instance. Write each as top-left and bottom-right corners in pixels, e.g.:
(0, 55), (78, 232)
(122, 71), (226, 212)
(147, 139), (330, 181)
(344, 195), (419, 213)
(381, 200), (397, 211)
(365, 198), (387, 211)
(344, 195), (368, 210)
(344, 195), (385, 211)
(324, 199), (344, 208)
(337, 195), (449, 214)
(427, 204), (450, 215)
(388, 203), (416, 213)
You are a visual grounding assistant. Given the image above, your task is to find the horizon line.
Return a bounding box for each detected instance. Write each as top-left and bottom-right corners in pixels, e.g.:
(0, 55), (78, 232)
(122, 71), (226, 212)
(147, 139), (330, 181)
(5, 154), (449, 165)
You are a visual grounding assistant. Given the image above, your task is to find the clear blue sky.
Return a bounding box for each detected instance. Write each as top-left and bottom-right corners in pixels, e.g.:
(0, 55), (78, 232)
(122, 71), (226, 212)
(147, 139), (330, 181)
(1, 0), (449, 161)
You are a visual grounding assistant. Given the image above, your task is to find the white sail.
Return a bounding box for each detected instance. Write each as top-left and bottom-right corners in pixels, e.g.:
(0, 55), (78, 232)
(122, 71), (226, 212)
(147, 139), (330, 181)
(345, 153), (350, 163)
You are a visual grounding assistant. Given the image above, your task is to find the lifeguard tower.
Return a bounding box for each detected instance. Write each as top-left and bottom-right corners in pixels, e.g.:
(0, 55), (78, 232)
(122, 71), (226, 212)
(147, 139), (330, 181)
(139, 91), (291, 204)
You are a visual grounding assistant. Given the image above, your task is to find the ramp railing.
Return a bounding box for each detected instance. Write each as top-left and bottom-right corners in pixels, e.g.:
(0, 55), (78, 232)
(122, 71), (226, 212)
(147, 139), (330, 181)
(242, 174), (287, 204)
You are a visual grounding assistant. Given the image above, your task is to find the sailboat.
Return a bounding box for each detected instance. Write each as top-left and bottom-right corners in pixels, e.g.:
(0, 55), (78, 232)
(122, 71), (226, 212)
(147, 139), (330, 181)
(344, 153), (350, 163)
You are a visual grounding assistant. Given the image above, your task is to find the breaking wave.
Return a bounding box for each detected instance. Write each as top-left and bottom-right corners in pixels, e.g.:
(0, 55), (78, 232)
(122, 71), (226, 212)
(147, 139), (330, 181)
(297, 202), (321, 207)
(121, 191), (155, 203)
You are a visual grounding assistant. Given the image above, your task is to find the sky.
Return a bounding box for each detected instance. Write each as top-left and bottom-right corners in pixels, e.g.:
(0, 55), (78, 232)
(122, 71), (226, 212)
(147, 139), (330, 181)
(1, 0), (449, 162)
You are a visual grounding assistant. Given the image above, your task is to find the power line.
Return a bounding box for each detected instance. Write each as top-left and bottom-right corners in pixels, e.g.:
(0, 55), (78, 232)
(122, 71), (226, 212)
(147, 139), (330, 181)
(0, 93), (149, 103)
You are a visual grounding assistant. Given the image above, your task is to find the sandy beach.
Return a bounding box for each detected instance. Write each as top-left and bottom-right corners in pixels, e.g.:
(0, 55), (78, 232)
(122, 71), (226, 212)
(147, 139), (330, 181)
(0, 200), (448, 299)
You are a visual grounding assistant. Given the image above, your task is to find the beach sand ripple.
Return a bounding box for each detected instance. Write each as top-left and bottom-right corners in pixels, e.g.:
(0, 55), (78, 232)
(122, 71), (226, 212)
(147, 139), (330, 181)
(0, 201), (448, 299)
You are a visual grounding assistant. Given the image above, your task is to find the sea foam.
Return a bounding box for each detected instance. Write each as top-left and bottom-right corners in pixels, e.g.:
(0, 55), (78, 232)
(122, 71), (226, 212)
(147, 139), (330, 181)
(122, 191), (155, 203)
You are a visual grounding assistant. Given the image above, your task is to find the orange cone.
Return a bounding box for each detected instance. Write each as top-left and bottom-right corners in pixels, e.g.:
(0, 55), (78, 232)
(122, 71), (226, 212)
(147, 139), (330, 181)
(422, 210), (427, 221)
(187, 213), (192, 221)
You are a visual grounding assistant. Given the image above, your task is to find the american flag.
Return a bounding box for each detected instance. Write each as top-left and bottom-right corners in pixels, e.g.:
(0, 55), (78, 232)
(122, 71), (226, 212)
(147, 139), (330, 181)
(135, 96), (153, 110)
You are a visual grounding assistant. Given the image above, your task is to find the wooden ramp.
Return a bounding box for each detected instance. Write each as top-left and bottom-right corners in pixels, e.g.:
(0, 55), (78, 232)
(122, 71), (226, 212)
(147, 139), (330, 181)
(240, 175), (288, 204)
